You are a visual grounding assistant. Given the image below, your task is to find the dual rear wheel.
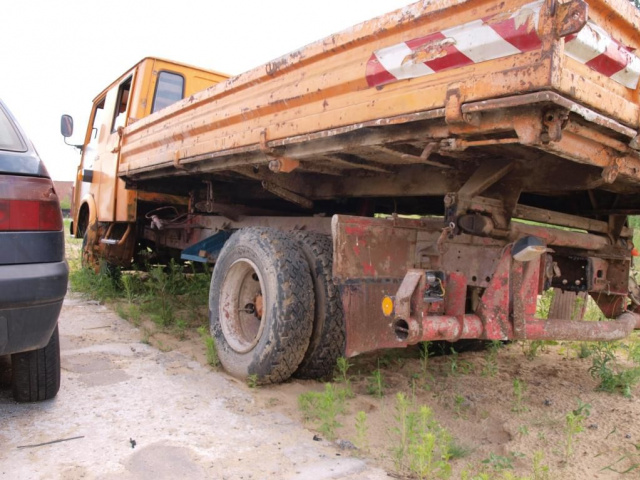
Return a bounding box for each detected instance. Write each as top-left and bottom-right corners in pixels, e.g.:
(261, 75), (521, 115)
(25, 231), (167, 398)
(208, 228), (345, 384)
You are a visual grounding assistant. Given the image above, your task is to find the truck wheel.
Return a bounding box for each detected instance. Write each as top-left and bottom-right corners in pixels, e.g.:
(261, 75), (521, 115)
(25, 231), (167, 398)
(81, 231), (92, 268)
(209, 228), (314, 384)
(292, 232), (346, 379)
(11, 325), (61, 402)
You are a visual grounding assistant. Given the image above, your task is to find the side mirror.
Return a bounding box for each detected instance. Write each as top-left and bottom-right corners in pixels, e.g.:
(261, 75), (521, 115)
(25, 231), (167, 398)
(61, 114), (74, 138)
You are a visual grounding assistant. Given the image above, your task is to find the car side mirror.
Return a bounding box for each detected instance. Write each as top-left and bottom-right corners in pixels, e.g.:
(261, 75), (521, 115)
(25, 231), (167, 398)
(61, 114), (74, 138)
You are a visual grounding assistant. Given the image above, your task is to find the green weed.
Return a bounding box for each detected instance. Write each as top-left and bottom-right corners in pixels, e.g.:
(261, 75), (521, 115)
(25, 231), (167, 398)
(481, 452), (524, 472)
(393, 392), (417, 469)
(532, 451), (550, 480)
(453, 394), (468, 418)
(335, 357), (354, 398)
(354, 411), (369, 452)
(589, 342), (640, 397)
(564, 400), (590, 459)
(197, 326), (219, 368)
(576, 342), (594, 359)
(482, 340), (502, 377)
(298, 383), (345, 440)
(512, 378), (528, 413)
(367, 368), (385, 398)
(147, 265), (175, 327)
(69, 265), (121, 302)
(175, 318), (188, 340)
(449, 347), (473, 375)
(247, 374), (259, 388)
(392, 393), (457, 479)
(420, 341), (433, 381)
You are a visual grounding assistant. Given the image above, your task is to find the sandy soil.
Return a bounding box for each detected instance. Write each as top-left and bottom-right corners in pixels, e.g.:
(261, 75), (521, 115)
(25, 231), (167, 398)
(133, 313), (640, 479)
(64, 239), (640, 479)
(0, 294), (388, 480)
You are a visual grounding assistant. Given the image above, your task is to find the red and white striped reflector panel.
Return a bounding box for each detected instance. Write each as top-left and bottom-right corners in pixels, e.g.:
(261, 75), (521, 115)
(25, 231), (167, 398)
(565, 22), (640, 89)
(366, 1), (544, 88)
(366, 1), (640, 90)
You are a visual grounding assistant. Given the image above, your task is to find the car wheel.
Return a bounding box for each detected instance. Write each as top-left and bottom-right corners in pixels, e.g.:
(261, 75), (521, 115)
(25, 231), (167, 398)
(11, 325), (61, 402)
(292, 232), (345, 379)
(209, 228), (314, 384)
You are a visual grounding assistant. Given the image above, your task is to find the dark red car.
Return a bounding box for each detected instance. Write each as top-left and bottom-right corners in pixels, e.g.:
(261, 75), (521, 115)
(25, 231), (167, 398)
(0, 99), (68, 402)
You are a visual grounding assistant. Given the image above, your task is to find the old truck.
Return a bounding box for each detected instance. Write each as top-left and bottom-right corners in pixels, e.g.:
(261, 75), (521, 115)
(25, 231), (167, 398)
(62, 0), (640, 383)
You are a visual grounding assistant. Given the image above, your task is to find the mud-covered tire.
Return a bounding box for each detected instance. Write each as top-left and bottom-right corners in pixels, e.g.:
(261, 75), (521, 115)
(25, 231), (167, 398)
(209, 228), (314, 384)
(291, 232), (345, 379)
(11, 326), (61, 402)
(81, 232), (91, 269)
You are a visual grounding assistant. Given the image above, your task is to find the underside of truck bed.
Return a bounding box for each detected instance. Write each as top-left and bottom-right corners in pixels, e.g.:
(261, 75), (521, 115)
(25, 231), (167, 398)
(126, 92), (640, 243)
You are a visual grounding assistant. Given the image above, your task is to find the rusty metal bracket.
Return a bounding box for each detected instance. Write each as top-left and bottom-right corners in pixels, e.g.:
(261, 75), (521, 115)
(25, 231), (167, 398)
(260, 129), (300, 173)
(445, 86), (480, 126)
(261, 181), (313, 208)
(173, 150), (186, 170)
(395, 270), (423, 322)
(541, 108), (569, 143)
(457, 159), (514, 200)
(602, 157), (623, 184)
(555, 0), (588, 38)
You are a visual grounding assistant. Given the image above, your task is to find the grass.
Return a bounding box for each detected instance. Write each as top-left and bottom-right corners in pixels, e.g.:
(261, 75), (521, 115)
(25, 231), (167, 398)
(68, 241), (212, 345)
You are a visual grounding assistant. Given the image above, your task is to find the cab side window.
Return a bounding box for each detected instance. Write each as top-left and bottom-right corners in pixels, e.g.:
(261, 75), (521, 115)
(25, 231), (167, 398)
(88, 98), (105, 147)
(112, 77), (132, 133)
(152, 71), (185, 113)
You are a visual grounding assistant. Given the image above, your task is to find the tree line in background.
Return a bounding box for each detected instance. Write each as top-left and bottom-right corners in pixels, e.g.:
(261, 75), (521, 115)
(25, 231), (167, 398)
(632, 0), (640, 9)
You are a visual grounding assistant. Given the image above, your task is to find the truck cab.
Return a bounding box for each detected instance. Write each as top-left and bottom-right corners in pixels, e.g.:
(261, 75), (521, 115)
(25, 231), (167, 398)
(66, 57), (228, 263)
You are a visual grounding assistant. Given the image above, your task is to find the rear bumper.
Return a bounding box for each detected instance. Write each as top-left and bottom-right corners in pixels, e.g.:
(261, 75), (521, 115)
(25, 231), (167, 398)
(0, 261), (68, 355)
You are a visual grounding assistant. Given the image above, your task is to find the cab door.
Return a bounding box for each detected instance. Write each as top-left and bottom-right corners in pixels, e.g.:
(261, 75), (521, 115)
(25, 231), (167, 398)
(73, 95), (105, 235)
(95, 74), (134, 222)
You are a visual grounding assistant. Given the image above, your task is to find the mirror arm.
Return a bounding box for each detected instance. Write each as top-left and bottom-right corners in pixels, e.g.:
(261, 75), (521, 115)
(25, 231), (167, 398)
(63, 137), (84, 152)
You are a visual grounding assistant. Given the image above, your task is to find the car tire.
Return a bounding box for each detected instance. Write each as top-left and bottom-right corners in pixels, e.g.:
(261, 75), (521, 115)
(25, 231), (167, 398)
(11, 325), (61, 402)
(292, 232), (345, 380)
(209, 228), (314, 384)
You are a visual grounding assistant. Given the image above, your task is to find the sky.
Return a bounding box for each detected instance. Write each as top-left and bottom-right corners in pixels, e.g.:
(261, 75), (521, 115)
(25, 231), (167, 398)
(1, 0), (412, 181)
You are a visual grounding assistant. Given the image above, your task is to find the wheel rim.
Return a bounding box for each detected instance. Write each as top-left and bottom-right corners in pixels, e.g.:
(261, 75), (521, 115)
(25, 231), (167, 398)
(219, 259), (266, 353)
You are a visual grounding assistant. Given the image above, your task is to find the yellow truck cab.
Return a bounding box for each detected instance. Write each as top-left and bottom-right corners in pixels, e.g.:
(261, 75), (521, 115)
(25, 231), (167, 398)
(68, 57), (228, 252)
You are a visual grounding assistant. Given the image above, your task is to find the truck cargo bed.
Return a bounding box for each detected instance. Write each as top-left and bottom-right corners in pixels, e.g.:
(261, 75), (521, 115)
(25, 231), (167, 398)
(119, 0), (640, 222)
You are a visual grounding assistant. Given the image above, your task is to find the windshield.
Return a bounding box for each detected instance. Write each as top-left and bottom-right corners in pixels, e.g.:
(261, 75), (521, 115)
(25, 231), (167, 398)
(0, 103), (27, 152)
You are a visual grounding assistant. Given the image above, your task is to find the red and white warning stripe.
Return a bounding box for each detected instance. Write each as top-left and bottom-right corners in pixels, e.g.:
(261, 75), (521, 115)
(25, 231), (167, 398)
(564, 22), (640, 89)
(366, 1), (544, 88)
(366, 0), (640, 90)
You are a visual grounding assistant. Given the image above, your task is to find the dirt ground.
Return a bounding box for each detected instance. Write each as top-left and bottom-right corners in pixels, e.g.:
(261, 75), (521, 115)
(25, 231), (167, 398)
(141, 321), (640, 479)
(0, 293), (389, 480)
(50, 237), (640, 479)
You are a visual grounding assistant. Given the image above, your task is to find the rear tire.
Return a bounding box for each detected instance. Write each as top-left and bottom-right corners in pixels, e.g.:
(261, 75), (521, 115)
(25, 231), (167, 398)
(209, 228), (314, 384)
(11, 326), (61, 402)
(292, 232), (345, 379)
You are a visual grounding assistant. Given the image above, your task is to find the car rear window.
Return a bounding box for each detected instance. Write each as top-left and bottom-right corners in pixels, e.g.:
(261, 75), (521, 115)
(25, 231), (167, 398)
(0, 104), (27, 152)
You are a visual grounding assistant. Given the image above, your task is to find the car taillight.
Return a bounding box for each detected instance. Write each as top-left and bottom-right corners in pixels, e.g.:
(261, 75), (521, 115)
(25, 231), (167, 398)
(0, 176), (63, 231)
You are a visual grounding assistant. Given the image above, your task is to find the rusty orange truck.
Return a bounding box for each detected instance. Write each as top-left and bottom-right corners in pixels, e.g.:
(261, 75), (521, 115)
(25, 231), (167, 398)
(62, 0), (640, 383)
